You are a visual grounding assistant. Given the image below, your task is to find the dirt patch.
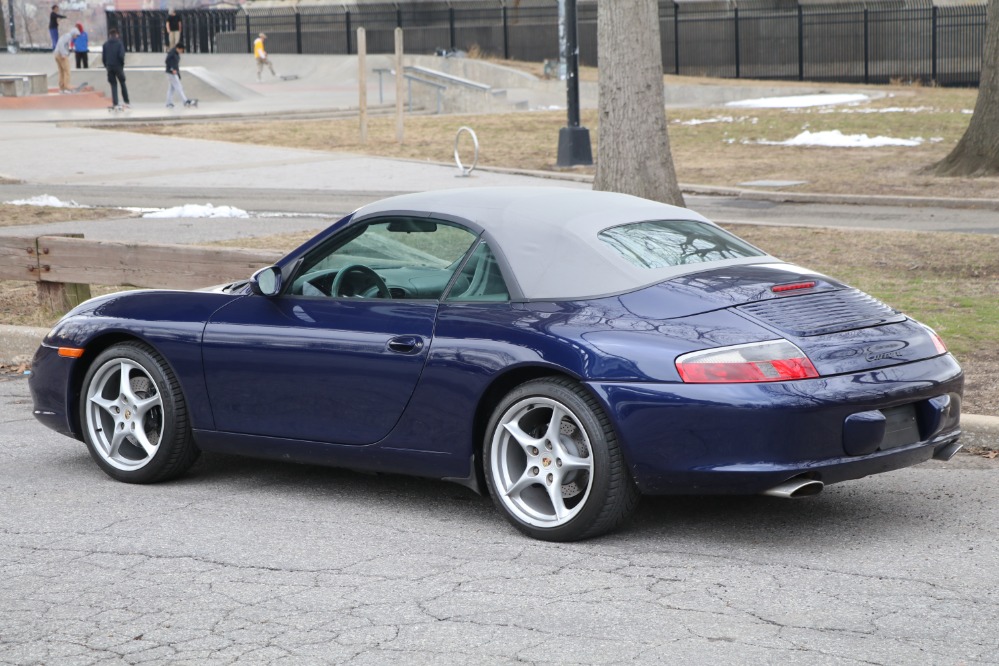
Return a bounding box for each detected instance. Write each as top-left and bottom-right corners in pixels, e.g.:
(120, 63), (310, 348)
(0, 204), (134, 228)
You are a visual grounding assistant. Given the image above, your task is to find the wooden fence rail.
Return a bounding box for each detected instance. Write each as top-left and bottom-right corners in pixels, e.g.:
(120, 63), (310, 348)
(0, 235), (282, 312)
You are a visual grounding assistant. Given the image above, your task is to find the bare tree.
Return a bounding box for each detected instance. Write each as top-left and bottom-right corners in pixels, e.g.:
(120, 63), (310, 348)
(930, 0), (999, 177)
(593, 0), (684, 206)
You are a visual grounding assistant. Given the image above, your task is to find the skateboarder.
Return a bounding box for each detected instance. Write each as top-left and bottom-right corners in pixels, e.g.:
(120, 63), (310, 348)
(253, 33), (277, 81)
(102, 28), (129, 110)
(53, 27), (79, 93)
(164, 43), (196, 108)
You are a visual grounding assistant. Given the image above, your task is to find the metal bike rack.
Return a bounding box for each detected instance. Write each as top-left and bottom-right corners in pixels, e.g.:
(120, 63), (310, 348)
(453, 126), (479, 177)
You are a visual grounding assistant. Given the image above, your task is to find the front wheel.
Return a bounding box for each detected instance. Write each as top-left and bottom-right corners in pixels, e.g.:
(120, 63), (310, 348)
(79, 342), (199, 484)
(484, 378), (640, 541)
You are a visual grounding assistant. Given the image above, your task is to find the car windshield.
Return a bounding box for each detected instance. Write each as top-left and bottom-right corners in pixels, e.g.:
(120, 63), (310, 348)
(325, 220), (474, 270)
(599, 220), (765, 269)
(290, 217), (480, 300)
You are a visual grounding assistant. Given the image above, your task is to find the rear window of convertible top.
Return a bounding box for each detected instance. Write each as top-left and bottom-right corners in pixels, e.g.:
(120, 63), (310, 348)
(599, 219), (765, 269)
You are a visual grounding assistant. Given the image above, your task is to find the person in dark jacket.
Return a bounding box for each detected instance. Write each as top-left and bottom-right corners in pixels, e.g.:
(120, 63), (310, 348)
(164, 43), (195, 108)
(102, 28), (130, 109)
(49, 5), (66, 50)
(73, 23), (88, 69)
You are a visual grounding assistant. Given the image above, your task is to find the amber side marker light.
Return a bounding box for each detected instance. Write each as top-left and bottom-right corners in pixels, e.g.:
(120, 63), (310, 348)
(771, 281), (816, 293)
(57, 347), (85, 358)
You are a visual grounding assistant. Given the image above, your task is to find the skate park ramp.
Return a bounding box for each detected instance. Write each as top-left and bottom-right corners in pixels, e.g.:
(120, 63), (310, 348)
(0, 52), (405, 119)
(0, 51), (842, 121)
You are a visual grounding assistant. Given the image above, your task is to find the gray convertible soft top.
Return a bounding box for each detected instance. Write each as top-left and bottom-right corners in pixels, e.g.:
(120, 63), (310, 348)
(352, 187), (777, 300)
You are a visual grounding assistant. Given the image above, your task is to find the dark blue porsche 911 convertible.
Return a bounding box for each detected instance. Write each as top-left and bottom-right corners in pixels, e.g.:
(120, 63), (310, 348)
(29, 187), (963, 541)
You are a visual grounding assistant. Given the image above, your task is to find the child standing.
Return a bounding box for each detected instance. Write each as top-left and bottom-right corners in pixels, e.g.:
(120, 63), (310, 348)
(73, 23), (89, 69)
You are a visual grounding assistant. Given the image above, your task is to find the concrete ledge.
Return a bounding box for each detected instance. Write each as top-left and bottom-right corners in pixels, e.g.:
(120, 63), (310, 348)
(0, 324), (48, 365)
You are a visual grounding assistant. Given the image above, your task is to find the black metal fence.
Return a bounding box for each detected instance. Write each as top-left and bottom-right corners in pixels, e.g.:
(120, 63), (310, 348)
(105, 0), (988, 86)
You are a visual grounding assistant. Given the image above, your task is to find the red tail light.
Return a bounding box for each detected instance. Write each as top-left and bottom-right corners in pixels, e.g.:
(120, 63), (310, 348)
(923, 325), (948, 355)
(676, 340), (819, 383)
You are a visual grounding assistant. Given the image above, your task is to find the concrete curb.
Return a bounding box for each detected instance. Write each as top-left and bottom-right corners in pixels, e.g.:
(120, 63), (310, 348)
(399, 160), (999, 212)
(962, 414), (999, 436)
(2, 323), (993, 444)
(0, 324), (48, 366)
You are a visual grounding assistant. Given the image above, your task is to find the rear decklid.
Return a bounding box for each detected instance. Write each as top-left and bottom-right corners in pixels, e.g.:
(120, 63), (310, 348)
(624, 262), (944, 375)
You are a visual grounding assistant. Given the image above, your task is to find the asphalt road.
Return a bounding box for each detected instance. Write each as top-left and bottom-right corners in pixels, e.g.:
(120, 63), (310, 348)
(2, 374), (997, 665)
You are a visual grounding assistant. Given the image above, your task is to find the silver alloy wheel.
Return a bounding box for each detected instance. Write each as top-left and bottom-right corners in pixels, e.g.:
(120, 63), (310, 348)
(84, 358), (164, 471)
(489, 396), (595, 528)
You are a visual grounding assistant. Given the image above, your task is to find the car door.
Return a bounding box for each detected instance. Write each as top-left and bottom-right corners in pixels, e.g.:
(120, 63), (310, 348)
(201, 217), (479, 445)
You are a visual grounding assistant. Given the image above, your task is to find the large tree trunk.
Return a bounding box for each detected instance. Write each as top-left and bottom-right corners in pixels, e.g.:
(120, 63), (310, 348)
(593, 0), (684, 206)
(931, 0), (999, 177)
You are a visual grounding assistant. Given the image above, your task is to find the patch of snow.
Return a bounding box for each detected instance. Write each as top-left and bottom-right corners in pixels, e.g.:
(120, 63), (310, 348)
(675, 115), (736, 125)
(4, 194), (87, 208)
(757, 130), (923, 147)
(818, 106), (935, 114)
(727, 93), (870, 109)
(143, 204), (250, 219)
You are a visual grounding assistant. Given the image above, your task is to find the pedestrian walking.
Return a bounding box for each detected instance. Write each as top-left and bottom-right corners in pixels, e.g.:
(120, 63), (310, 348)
(164, 43), (196, 108)
(73, 23), (89, 69)
(53, 27), (79, 93)
(165, 9), (182, 50)
(253, 33), (277, 81)
(102, 28), (129, 110)
(48, 4), (66, 50)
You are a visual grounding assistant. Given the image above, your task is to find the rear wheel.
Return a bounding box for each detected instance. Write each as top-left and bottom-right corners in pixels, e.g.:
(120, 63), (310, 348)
(484, 377), (640, 541)
(79, 342), (199, 483)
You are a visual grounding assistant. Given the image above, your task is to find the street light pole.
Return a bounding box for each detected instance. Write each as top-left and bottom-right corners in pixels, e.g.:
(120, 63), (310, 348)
(7, 0), (17, 51)
(556, 0), (592, 167)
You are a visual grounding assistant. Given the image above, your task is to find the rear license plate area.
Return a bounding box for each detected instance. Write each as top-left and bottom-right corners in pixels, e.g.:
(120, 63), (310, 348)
(879, 404), (920, 450)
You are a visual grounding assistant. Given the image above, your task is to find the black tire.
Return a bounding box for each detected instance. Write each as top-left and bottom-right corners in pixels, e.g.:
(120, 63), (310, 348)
(483, 377), (640, 541)
(78, 341), (199, 484)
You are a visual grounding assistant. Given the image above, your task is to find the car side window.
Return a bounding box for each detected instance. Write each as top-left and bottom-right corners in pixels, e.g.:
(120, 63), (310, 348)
(445, 242), (510, 302)
(290, 218), (478, 300)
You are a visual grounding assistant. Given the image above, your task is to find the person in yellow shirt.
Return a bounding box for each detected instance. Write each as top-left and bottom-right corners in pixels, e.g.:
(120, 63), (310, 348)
(253, 33), (277, 81)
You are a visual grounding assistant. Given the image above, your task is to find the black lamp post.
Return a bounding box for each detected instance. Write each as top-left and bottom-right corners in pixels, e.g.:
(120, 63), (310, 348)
(556, 0), (592, 167)
(7, 0), (17, 51)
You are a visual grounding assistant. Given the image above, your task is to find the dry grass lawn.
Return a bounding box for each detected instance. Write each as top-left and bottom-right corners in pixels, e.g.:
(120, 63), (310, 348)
(0, 204), (131, 227)
(127, 78), (997, 200)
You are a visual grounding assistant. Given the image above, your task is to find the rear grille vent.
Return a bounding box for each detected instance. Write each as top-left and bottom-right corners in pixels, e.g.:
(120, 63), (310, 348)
(737, 289), (904, 337)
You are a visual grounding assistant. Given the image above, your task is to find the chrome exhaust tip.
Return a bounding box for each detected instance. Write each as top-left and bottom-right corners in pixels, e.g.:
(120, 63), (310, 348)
(932, 440), (963, 462)
(762, 478), (824, 499)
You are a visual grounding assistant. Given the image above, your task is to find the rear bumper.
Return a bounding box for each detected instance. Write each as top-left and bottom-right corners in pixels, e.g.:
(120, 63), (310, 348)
(589, 353), (964, 495)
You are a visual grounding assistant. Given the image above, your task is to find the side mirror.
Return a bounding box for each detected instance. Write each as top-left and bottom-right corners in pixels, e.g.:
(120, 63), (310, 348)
(250, 266), (282, 297)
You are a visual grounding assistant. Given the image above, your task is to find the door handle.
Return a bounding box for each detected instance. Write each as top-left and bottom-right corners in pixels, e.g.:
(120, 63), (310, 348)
(387, 335), (424, 354)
